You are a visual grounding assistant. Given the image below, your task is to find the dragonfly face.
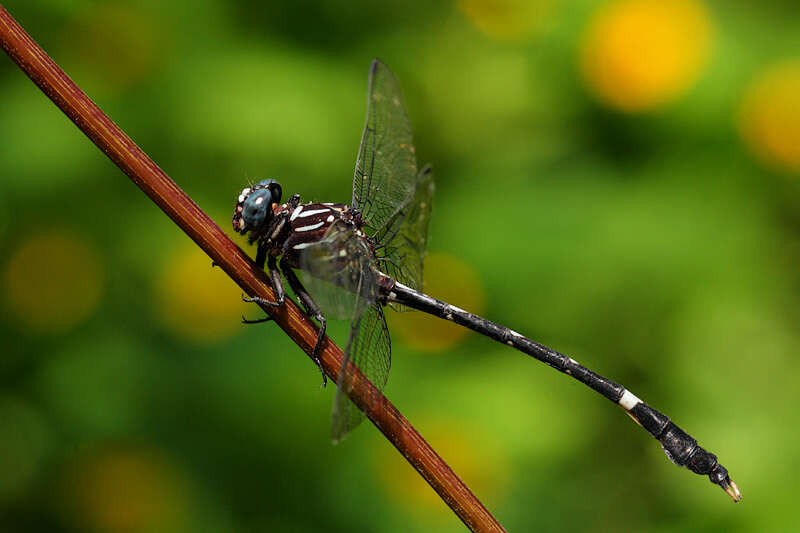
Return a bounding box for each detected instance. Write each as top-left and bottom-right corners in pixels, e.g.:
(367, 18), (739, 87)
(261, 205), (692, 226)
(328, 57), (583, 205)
(232, 179), (283, 239)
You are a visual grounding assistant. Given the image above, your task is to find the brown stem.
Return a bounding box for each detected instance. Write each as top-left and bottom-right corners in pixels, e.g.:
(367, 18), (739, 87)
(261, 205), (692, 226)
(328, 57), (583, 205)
(0, 5), (507, 532)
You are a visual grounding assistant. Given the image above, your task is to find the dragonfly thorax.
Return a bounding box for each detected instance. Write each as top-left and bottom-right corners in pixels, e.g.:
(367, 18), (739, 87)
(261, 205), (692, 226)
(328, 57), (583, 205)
(276, 201), (359, 264)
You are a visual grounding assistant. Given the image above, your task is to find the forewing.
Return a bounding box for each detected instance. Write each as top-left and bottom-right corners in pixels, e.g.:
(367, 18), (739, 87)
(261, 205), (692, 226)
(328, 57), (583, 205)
(299, 221), (379, 319)
(352, 59), (418, 241)
(331, 302), (391, 442)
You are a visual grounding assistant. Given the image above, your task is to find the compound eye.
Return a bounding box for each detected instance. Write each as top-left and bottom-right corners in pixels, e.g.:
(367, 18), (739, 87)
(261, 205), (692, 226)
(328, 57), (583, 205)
(269, 181), (282, 205)
(257, 179), (282, 205)
(241, 189), (272, 230)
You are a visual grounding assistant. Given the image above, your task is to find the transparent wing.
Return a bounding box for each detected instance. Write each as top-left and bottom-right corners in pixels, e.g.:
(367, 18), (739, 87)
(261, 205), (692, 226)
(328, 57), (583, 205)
(352, 59), (418, 243)
(331, 302), (391, 442)
(298, 221), (391, 441)
(299, 221), (380, 319)
(377, 166), (434, 310)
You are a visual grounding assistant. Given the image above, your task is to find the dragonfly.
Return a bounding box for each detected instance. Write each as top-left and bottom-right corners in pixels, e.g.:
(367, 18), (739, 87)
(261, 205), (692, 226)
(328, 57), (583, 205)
(232, 59), (741, 502)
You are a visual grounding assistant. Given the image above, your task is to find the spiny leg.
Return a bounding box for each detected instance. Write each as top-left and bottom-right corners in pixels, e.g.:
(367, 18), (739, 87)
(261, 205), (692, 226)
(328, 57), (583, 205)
(242, 254), (286, 320)
(281, 257), (327, 387)
(242, 315), (272, 324)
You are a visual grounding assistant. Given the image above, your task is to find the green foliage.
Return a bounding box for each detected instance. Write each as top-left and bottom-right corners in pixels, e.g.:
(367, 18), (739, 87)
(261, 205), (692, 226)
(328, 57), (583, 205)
(1, 0), (798, 531)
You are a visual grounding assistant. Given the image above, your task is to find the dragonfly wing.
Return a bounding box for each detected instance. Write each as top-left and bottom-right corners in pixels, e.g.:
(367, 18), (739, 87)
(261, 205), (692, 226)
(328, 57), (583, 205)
(378, 165), (434, 310)
(299, 220), (379, 320)
(352, 59), (418, 243)
(298, 220), (390, 441)
(331, 302), (391, 442)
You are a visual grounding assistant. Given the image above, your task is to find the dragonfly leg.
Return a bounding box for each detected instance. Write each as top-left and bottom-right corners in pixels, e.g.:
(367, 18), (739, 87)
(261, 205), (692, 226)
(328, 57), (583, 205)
(242, 254), (286, 313)
(241, 315), (272, 324)
(280, 257), (328, 387)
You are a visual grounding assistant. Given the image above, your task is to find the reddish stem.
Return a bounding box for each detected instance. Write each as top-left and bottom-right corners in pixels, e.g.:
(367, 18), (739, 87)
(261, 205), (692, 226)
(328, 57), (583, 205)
(0, 5), (507, 533)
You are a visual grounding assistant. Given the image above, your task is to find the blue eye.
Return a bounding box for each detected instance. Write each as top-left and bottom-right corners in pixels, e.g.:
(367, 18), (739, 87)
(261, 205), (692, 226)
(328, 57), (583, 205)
(242, 189), (272, 230)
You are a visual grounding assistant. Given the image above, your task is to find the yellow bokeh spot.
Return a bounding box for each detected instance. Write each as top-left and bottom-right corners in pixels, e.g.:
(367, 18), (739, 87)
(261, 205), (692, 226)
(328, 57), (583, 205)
(375, 418), (510, 518)
(155, 245), (246, 343)
(3, 232), (104, 333)
(580, 0), (712, 112)
(391, 253), (486, 352)
(738, 61), (800, 174)
(459, 0), (553, 41)
(60, 446), (187, 533)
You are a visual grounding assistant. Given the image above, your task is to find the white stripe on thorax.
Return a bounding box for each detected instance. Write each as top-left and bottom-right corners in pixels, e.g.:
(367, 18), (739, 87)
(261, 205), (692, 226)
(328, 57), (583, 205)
(290, 205), (304, 221)
(293, 242), (316, 250)
(296, 208), (330, 218)
(618, 389), (641, 411)
(295, 221), (325, 232)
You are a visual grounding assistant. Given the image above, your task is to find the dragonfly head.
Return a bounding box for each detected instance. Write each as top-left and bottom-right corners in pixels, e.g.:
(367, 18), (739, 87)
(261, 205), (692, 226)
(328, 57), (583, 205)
(233, 179), (283, 235)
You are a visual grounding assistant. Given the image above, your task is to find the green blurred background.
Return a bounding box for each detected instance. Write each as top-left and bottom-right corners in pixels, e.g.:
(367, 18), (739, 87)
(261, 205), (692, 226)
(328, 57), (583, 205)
(1, 0), (798, 531)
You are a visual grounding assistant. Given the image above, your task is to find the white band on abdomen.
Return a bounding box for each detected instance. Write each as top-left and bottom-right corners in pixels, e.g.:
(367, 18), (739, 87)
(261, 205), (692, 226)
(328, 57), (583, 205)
(618, 389), (642, 411)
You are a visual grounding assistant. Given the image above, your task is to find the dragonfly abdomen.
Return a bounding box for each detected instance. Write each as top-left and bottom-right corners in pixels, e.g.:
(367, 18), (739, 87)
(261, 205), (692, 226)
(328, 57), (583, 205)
(387, 280), (741, 501)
